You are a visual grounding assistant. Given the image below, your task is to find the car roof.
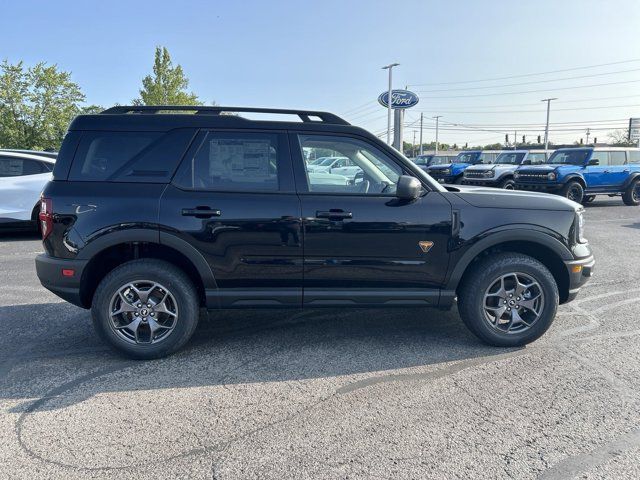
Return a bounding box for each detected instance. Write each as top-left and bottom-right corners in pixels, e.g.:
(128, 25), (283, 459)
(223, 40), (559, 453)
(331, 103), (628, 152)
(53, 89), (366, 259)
(0, 150), (56, 163)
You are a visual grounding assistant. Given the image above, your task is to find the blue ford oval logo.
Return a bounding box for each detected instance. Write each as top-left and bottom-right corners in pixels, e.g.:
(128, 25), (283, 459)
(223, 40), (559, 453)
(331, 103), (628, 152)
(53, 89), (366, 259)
(378, 90), (419, 109)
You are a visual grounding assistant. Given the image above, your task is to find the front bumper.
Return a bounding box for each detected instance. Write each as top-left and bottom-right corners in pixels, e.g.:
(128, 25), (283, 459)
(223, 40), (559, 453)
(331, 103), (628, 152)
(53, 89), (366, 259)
(514, 182), (563, 193)
(430, 174), (458, 184)
(35, 254), (89, 308)
(462, 178), (500, 187)
(563, 254), (595, 303)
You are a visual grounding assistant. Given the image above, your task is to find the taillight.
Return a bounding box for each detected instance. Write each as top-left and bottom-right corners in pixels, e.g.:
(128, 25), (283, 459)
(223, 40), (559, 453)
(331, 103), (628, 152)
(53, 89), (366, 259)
(39, 197), (53, 240)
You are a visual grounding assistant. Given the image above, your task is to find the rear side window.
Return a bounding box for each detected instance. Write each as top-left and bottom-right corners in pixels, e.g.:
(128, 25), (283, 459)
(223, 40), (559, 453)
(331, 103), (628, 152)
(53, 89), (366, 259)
(69, 131), (161, 181)
(609, 151), (626, 165)
(629, 151), (640, 164)
(174, 131), (284, 192)
(0, 156), (49, 176)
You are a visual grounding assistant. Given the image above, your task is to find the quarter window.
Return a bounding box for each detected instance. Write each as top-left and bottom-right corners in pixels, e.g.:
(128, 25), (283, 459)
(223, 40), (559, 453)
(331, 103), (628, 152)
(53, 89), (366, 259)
(298, 134), (403, 194)
(175, 131), (281, 192)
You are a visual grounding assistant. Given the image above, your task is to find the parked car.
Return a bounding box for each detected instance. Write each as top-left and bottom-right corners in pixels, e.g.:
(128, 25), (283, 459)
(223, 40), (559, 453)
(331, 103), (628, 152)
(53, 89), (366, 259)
(413, 153), (458, 171)
(427, 150), (507, 184)
(306, 156), (350, 173)
(514, 147), (640, 205)
(36, 106), (593, 359)
(0, 150), (56, 231)
(0, 149), (58, 160)
(463, 150), (549, 189)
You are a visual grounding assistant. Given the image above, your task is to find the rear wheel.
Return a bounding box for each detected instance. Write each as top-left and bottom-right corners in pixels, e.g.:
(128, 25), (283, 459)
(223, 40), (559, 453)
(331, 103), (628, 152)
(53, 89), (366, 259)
(91, 259), (199, 359)
(561, 181), (584, 203)
(622, 179), (640, 206)
(458, 253), (559, 347)
(582, 195), (596, 205)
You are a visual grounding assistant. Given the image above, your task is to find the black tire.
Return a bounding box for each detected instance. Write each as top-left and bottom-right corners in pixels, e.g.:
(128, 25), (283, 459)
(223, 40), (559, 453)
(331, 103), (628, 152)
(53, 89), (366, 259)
(622, 179), (640, 206)
(454, 176), (464, 185)
(582, 195), (596, 205)
(561, 181), (584, 203)
(91, 259), (199, 359)
(458, 253), (559, 347)
(499, 177), (515, 190)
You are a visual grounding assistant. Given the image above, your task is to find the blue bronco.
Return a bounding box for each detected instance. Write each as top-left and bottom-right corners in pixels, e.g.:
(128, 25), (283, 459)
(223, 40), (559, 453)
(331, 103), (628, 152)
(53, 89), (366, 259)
(427, 150), (503, 184)
(514, 147), (640, 206)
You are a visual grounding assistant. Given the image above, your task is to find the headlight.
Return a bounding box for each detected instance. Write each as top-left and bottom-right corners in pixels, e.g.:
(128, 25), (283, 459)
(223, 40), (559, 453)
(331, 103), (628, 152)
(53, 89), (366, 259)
(576, 210), (586, 243)
(547, 172), (557, 180)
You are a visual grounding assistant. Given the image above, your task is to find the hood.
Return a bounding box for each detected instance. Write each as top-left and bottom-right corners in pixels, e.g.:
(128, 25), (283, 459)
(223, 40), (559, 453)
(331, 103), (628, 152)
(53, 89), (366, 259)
(307, 165), (330, 173)
(465, 164), (494, 173)
(516, 164), (557, 173)
(428, 163), (453, 171)
(447, 184), (580, 211)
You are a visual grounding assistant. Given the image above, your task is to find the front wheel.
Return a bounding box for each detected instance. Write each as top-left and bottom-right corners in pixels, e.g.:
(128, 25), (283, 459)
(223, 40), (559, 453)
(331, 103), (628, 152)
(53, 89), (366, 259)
(622, 179), (640, 206)
(91, 259), (199, 359)
(561, 181), (584, 203)
(458, 253), (559, 347)
(499, 178), (515, 190)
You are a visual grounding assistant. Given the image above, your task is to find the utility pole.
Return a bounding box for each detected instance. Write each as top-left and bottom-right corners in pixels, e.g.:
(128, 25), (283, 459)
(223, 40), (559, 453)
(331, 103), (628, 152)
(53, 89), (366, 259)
(514, 130), (517, 150)
(412, 130), (417, 157)
(419, 113), (424, 155)
(541, 98), (557, 154)
(382, 63), (399, 145)
(585, 128), (591, 145)
(433, 115), (442, 154)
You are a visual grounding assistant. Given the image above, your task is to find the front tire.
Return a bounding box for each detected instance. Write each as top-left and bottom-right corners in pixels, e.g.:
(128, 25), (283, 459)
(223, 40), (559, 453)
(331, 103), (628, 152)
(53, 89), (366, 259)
(458, 253), (559, 347)
(561, 181), (584, 203)
(499, 177), (515, 190)
(91, 259), (199, 359)
(622, 179), (640, 206)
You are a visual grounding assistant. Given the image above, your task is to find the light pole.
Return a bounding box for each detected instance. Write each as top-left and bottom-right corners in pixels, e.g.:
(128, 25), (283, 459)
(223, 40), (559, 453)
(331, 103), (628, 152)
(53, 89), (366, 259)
(419, 112), (424, 155)
(541, 98), (557, 154)
(432, 115), (442, 154)
(382, 63), (399, 145)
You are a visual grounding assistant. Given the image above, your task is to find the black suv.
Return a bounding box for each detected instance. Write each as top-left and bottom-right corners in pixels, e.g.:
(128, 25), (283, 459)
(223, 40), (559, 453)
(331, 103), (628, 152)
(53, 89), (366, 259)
(35, 106), (594, 359)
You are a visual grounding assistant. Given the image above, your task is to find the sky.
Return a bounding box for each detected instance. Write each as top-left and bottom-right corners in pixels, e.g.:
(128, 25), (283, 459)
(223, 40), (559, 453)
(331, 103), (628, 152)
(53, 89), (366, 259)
(1, 0), (639, 147)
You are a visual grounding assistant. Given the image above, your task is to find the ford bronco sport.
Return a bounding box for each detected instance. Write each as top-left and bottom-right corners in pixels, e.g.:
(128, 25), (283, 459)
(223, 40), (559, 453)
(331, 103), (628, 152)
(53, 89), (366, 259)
(36, 106), (594, 359)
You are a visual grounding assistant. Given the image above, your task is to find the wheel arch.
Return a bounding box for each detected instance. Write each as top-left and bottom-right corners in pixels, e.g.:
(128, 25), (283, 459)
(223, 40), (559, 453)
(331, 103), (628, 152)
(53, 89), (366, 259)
(447, 230), (572, 304)
(622, 172), (640, 190)
(561, 174), (586, 188)
(77, 229), (216, 308)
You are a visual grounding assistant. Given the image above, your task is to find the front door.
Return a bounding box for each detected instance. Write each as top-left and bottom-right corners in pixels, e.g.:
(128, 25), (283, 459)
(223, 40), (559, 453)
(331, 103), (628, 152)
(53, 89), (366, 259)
(292, 132), (452, 307)
(160, 129), (302, 308)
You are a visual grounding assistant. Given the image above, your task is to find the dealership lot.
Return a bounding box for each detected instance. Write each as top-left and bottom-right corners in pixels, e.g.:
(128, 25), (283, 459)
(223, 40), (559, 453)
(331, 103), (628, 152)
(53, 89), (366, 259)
(0, 198), (638, 479)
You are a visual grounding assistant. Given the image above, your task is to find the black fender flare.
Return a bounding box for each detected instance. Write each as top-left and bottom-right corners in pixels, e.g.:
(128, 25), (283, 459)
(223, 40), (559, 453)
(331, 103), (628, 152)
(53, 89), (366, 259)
(445, 228), (573, 291)
(560, 174), (586, 187)
(76, 227), (217, 290)
(622, 172), (640, 190)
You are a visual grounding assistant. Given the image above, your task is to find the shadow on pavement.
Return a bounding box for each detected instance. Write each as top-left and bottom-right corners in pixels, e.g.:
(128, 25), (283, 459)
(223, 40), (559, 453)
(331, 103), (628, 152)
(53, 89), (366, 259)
(0, 302), (514, 412)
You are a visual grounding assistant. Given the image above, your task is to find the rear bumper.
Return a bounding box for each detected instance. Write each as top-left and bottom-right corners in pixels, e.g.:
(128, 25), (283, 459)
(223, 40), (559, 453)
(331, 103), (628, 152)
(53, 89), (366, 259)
(564, 254), (595, 303)
(35, 254), (88, 308)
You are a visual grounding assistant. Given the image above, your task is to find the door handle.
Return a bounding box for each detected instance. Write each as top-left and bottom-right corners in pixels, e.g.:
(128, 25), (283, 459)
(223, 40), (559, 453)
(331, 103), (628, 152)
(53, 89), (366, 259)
(181, 207), (221, 218)
(603, 170), (610, 173)
(316, 209), (353, 220)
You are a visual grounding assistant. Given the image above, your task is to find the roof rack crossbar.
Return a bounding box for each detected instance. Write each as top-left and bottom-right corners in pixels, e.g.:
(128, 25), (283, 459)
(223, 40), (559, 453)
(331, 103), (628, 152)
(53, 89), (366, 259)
(100, 106), (349, 125)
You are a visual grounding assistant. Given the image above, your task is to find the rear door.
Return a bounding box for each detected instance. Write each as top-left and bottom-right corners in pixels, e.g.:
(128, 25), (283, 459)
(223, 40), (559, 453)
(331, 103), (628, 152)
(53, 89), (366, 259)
(607, 151), (629, 187)
(291, 132), (452, 307)
(160, 129), (302, 308)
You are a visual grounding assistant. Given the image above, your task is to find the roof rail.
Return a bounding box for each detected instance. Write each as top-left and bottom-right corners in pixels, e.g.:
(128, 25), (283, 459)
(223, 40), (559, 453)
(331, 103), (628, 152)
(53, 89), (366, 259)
(100, 105), (350, 125)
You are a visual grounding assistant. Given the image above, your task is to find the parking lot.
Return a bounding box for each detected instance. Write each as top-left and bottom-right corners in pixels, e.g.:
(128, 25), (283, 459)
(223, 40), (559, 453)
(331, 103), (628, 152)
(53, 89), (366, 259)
(0, 198), (637, 479)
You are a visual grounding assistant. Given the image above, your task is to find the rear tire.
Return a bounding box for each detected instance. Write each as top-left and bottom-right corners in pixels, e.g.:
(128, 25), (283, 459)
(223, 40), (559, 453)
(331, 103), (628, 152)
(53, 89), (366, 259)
(561, 181), (584, 203)
(458, 253), (559, 347)
(91, 259), (199, 359)
(622, 179), (640, 206)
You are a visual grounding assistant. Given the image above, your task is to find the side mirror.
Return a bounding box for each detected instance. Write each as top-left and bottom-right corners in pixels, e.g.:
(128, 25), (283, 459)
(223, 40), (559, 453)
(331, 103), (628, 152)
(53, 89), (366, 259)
(588, 159), (599, 166)
(396, 175), (421, 201)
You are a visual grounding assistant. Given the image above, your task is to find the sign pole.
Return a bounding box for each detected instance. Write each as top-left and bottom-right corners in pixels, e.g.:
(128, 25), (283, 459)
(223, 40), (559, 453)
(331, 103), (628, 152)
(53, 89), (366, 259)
(381, 63), (399, 145)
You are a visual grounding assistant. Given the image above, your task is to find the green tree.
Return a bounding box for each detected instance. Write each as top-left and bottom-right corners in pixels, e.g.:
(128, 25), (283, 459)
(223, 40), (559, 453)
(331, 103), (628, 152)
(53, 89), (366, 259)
(133, 47), (201, 106)
(0, 60), (92, 150)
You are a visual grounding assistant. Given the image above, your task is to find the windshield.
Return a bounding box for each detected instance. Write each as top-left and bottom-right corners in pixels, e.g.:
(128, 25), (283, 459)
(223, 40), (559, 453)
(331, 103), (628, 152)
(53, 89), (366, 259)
(318, 157), (337, 166)
(495, 152), (526, 165)
(455, 152), (480, 164)
(430, 156), (451, 165)
(309, 158), (326, 165)
(414, 155), (433, 165)
(547, 150), (590, 165)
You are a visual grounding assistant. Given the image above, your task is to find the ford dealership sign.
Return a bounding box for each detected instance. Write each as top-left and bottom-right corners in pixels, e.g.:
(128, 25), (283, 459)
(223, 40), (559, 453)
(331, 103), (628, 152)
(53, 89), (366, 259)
(378, 89), (419, 109)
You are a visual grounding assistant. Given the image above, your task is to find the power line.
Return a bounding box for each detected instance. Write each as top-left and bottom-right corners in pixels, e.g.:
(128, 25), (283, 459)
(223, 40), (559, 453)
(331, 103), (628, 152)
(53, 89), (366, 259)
(407, 59), (640, 87)
(410, 104), (640, 114)
(412, 68), (640, 93)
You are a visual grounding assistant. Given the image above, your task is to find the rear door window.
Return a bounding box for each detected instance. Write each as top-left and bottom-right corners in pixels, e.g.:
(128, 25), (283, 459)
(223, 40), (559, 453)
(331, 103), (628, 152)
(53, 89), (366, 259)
(609, 151), (626, 165)
(0, 156), (24, 176)
(629, 151), (640, 164)
(173, 131), (288, 192)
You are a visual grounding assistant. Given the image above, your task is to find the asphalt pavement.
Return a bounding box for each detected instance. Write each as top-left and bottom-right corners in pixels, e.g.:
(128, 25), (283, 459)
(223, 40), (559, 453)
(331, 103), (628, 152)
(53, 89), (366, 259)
(0, 197), (638, 479)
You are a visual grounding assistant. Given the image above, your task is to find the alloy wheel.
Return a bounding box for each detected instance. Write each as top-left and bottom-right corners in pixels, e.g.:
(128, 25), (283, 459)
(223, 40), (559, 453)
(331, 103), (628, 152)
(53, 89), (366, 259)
(482, 272), (545, 334)
(108, 280), (178, 345)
